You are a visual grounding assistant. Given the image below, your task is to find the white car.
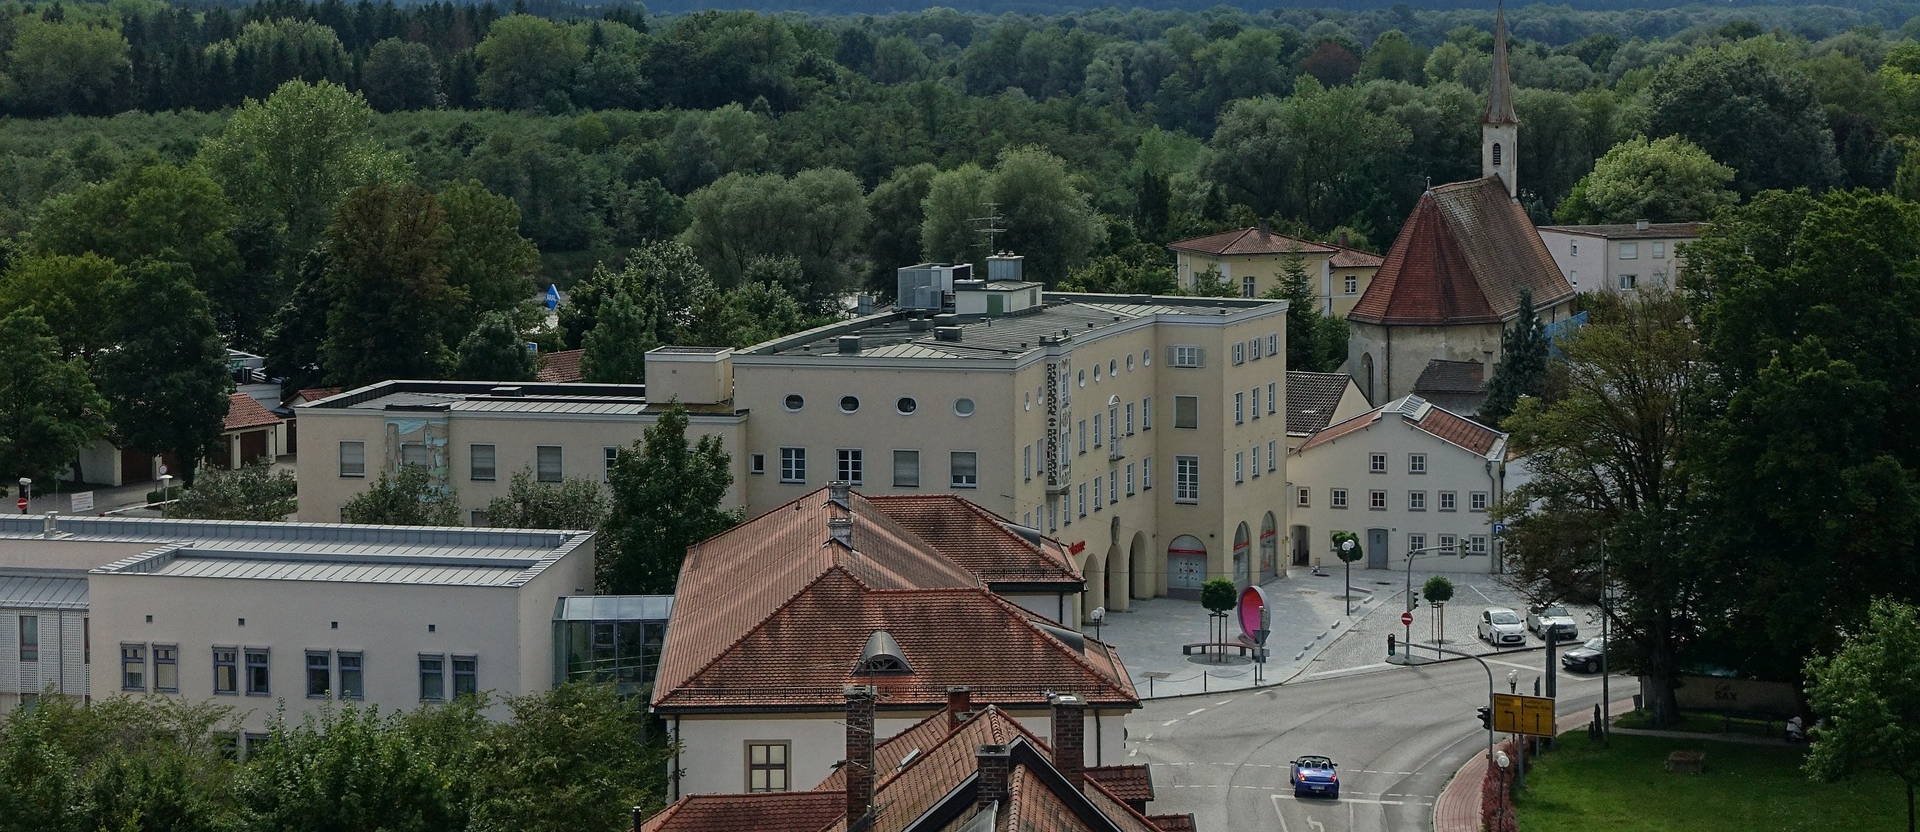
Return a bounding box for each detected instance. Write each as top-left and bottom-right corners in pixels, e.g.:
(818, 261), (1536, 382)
(1478, 607), (1526, 647)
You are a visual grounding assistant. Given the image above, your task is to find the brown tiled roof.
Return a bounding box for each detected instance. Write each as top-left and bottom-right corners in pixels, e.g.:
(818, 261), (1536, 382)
(535, 348), (585, 383)
(1087, 765), (1155, 803)
(1286, 371), (1355, 435)
(1536, 221), (1706, 240)
(1410, 402), (1504, 456)
(640, 792), (844, 832)
(292, 387), (342, 404)
(866, 495), (1081, 587)
(1329, 247), (1385, 268)
(222, 394), (281, 431)
(1148, 814), (1197, 832)
(1413, 359), (1485, 395)
(1168, 227), (1336, 257)
(1349, 178), (1573, 326)
(1293, 408), (1382, 453)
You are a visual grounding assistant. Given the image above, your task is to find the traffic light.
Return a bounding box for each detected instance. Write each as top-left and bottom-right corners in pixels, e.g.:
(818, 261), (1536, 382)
(1387, 634), (1397, 656)
(1410, 590), (1422, 611)
(1456, 539), (1470, 558)
(1477, 706), (1492, 730)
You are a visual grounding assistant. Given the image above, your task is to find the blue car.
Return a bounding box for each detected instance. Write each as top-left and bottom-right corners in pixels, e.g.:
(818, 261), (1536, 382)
(1291, 755), (1339, 799)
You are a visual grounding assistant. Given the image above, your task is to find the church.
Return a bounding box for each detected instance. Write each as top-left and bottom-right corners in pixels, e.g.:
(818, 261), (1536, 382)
(1345, 5), (1578, 409)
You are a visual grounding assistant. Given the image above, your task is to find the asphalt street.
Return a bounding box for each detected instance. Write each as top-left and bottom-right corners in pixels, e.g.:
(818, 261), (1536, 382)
(1127, 655), (1619, 832)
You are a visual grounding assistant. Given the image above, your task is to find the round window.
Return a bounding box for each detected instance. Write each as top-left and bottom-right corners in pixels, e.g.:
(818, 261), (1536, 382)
(1126, 355), (1135, 371)
(954, 398), (976, 417)
(1094, 365), (1102, 382)
(784, 394), (805, 411)
(1142, 349), (1152, 366)
(1023, 392), (1031, 411)
(896, 396), (918, 415)
(840, 395), (860, 413)
(1110, 359), (1118, 376)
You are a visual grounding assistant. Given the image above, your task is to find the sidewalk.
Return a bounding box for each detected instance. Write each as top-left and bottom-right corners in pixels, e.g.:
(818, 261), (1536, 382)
(1432, 697), (1638, 832)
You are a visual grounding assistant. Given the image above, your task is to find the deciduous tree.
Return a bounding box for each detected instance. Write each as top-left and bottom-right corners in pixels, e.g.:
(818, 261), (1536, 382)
(1554, 136), (1738, 225)
(0, 311), (108, 487)
(341, 464), (460, 526)
(93, 261), (232, 487)
(169, 462), (298, 521)
(601, 404), (739, 594)
(483, 469), (608, 530)
(1644, 46), (1840, 197)
(321, 181), (459, 388)
(452, 311), (536, 382)
(475, 14), (586, 113)
(1804, 596), (1920, 832)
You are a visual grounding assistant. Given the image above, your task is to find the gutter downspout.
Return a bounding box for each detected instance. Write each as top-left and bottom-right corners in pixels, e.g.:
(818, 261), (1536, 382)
(670, 715), (682, 800)
(1485, 458), (1501, 574)
(1095, 711), (1103, 766)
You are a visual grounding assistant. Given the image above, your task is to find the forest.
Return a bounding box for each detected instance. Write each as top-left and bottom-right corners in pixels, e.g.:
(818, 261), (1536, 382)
(1, 0), (1918, 473)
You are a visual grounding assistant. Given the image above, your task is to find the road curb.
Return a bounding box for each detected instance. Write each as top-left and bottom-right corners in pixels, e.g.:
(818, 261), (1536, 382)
(1431, 696), (1638, 832)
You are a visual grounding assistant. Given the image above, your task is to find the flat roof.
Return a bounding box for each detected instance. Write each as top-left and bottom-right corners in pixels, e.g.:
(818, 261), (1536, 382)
(0, 574), (88, 609)
(299, 381), (650, 415)
(746, 293), (1281, 361)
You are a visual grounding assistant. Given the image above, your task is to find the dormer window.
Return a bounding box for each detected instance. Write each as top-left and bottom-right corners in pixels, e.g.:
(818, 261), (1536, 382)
(855, 630), (912, 675)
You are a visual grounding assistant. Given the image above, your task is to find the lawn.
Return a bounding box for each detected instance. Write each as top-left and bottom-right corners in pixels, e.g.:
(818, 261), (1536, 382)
(1515, 730), (1907, 832)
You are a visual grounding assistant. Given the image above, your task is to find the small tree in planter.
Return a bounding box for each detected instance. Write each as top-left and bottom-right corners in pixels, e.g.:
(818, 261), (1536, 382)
(1424, 575), (1456, 647)
(1201, 578), (1238, 662)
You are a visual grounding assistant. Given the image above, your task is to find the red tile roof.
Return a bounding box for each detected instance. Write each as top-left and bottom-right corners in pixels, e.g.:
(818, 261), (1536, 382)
(1168, 227), (1337, 257)
(536, 348), (585, 383)
(1536, 221), (1706, 240)
(1294, 396), (1505, 458)
(1329, 246), (1385, 269)
(865, 495), (1081, 587)
(222, 394), (281, 432)
(640, 792), (845, 832)
(1087, 765), (1155, 804)
(1148, 814), (1197, 832)
(1293, 408), (1382, 453)
(292, 387), (342, 404)
(1349, 178), (1573, 326)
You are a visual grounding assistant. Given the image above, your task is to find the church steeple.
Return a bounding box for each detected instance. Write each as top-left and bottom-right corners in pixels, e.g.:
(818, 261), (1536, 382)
(1481, 2), (1519, 198)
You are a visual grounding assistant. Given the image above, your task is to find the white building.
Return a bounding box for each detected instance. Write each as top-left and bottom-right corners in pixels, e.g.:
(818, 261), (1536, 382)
(1536, 220), (1705, 295)
(1286, 396), (1508, 573)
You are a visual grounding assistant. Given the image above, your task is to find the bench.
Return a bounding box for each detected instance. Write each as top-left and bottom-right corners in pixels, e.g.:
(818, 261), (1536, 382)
(1666, 751), (1706, 774)
(1181, 642), (1268, 660)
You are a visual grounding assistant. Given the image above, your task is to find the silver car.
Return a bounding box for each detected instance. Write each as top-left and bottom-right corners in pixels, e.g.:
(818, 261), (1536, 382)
(1526, 603), (1580, 642)
(1478, 607), (1526, 647)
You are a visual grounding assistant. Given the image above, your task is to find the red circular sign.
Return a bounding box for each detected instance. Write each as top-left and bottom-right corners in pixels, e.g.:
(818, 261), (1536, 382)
(1400, 611), (1414, 626)
(15, 497), (26, 510)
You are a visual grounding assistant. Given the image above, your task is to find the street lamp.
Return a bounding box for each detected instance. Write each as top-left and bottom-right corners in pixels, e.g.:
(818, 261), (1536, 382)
(1600, 541), (1611, 745)
(1340, 538), (1356, 616)
(158, 474), (173, 519)
(1089, 606), (1105, 642)
(17, 477), (30, 515)
(1495, 749), (1512, 830)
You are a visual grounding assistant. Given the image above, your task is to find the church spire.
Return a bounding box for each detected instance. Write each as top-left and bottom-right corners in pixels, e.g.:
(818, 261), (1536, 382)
(1481, 2), (1519, 197)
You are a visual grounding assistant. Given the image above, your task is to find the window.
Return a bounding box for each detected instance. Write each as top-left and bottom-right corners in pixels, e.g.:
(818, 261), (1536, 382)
(1143, 349), (1152, 366)
(419, 656), (445, 702)
(836, 449), (863, 485)
(603, 446), (620, 480)
(1242, 275), (1256, 298)
(949, 451), (978, 488)
(469, 444), (496, 481)
(1125, 402), (1135, 434)
(1491, 142), (1503, 166)
(839, 395), (860, 413)
(1369, 490), (1387, 510)
(1143, 457), (1153, 490)
(1344, 275), (1357, 294)
(1331, 488), (1349, 509)
(1267, 382), (1277, 414)
(1234, 452), (1244, 483)
(780, 448), (807, 483)
(1619, 273), (1637, 290)
(1653, 241), (1666, 259)
(1253, 444), (1262, 476)
(1232, 342), (1246, 365)
(1369, 453), (1387, 473)
(400, 442), (429, 468)
(1077, 369), (1086, 387)
(784, 394), (804, 411)
(1439, 533), (1458, 554)
(17, 614), (35, 662)
(1234, 392), (1244, 424)
(1077, 419), (1088, 454)
(1470, 535), (1489, 555)
(338, 652), (363, 700)
(452, 656), (477, 698)
(307, 651), (331, 698)
(1109, 471), (1119, 504)
(1268, 440), (1278, 471)
(954, 398), (975, 416)
(1296, 486), (1310, 508)
(1142, 397), (1152, 430)
(1127, 354), (1135, 371)
(1077, 483), (1087, 517)
(1252, 387), (1261, 419)
(245, 649), (270, 696)
(1409, 533), (1426, 552)
(1439, 491), (1457, 511)
(1249, 336), (1262, 361)
(153, 645), (178, 693)
(748, 742), (790, 792)
(1092, 476), (1101, 508)
(339, 441), (365, 477)
(1174, 456), (1199, 503)
(1267, 334), (1278, 357)
(536, 446), (563, 482)
(214, 648), (237, 694)
(1409, 453), (1427, 474)
(1619, 242), (1638, 260)
(749, 453), (766, 475)
(122, 644), (146, 691)
(1174, 396), (1199, 429)
(1171, 345), (1202, 367)
(895, 396), (917, 414)
(1409, 491), (1427, 511)
(1023, 445), (1032, 481)
(1110, 359), (1117, 377)
(1569, 240), (1579, 256)
(1092, 414), (1102, 447)
(1125, 464), (1135, 495)
(1470, 492), (1489, 512)
(893, 451), (919, 488)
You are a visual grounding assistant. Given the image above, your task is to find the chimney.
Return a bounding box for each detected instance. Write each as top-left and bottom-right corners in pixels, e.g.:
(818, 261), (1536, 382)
(1635, 218), (1650, 231)
(630, 806), (643, 832)
(845, 685), (878, 825)
(828, 480), (852, 508)
(946, 685), (973, 730)
(975, 744), (1011, 810)
(42, 510), (57, 539)
(1338, 230), (1350, 249)
(828, 517), (854, 548)
(1050, 694), (1086, 789)
(1256, 217), (1270, 237)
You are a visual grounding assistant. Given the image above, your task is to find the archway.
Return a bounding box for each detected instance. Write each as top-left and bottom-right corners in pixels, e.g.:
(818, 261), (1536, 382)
(1291, 524), (1311, 566)
(1103, 542), (1129, 612)
(1129, 531), (1153, 600)
(1232, 522), (1252, 587)
(1260, 512), (1279, 580)
(1166, 535), (1207, 600)
(1360, 353), (1376, 403)
(1083, 550), (1107, 624)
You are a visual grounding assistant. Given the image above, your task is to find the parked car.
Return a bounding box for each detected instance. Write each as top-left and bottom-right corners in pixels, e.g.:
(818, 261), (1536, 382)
(1526, 603), (1581, 642)
(1291, 755), (1339, 798)
(1478, 607), (1526, 647)
(1560, 637), (1608, 673)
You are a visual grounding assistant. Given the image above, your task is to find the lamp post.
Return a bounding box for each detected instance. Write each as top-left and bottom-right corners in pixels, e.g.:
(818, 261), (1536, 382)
(158, 474), (173, 519)
(1089, 605), (1105, 642)
(1600, 541), (1610, 745)
(18, 477), (30, 514)
(1340, 538), (1356, 616)
(1495, 749), (1512, 831)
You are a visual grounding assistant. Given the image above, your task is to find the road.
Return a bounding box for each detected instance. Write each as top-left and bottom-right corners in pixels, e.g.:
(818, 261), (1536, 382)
(1128, 651), (1616, 832)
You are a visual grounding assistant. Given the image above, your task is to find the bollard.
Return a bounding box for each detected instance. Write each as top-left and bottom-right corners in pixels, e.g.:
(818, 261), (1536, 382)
(1203, 672), (1209, 693)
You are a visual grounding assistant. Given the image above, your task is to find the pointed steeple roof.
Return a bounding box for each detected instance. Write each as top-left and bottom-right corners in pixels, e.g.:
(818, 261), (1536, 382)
(1347, 177), (1573, 327)
(1483, 2), (1518, 125)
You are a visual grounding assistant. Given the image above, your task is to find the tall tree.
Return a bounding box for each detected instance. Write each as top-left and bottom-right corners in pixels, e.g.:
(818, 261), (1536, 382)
(1554, 136), (1738, 225)
(1271, 246), (1344, 373)
(1206, 79), (1412, 231)
(1644, 46), (1840, 197)
(474, 14), (587, 112)
(1804, 596), (1920, 832)
(863, 162), (938, 298)
(1497, 288), (1704, 727)
(0, 252), (125, 362)
(439, 180), (541, 338)
(321, 182), (459, 388)
(237, 703), (460, 832)
(93, 261), (232, 487)
(0, 311), (108, 486)
(340, 464), (460, 526)
(467, 683), (672, 831)
(1478, 288), (1548, 427)
(601, 404), (739, 594)
(580, 241), (720, 383)
(0, 16), (130, 117)
(360, 38), (442, 112)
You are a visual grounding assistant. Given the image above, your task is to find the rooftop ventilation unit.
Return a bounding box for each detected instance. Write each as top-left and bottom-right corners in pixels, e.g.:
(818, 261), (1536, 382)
(934, 326), (963, 343)
(896, 263), (971, 311)
(986, 253), (1024, 282)
(838, 335), (863, 354)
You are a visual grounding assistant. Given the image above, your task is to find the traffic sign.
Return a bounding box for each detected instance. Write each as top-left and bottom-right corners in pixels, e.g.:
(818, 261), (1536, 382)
(15, 497), (25, 511)
(1492, 693), (1556, 736)
(1400, 611), (1414, 626)
(1492, 522), (1507, 534)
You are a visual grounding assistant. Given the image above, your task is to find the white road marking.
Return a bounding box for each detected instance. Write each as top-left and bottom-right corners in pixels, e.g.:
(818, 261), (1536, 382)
(1307, 662), (1389, 679)
(1471, 584), (1496, 603)
(1186, 708), (1207, 716)
(1216, 698), (1236, 705)
(1161, 719), (1180, 726)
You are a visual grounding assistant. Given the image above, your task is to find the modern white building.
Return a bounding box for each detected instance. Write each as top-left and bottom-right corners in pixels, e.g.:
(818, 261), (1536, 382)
(1536, 220), (1705, 295)
(1286, 396), (1508, 573)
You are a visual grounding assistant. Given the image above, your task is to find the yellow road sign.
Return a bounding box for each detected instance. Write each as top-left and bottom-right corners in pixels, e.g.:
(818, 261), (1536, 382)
(1492, 693), (1556, 737)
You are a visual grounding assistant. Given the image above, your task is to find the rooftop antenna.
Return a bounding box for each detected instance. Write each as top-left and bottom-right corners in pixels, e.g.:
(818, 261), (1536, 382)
(970, 202), (1007, 257)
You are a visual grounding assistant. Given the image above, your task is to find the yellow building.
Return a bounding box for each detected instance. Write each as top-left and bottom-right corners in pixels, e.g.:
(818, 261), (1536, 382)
(1168, 227), (1383, 316)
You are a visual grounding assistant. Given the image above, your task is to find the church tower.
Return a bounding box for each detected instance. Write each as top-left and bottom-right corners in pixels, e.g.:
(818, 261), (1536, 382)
(1481, 2), (1519, 198)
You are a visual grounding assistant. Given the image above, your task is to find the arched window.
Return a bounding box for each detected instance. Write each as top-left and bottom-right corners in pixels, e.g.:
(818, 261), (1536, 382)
(1492, 142), (1503, 167)
(1361, 353), (1375, 403)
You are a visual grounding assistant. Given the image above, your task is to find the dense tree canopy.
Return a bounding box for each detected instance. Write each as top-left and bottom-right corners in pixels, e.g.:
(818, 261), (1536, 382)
(1555, 135), (1739, 224)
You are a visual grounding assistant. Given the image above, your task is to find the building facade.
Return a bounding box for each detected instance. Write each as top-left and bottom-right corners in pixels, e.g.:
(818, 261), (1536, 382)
(1536, 220), (1704, 295)
(1168, 226), (1384, 316)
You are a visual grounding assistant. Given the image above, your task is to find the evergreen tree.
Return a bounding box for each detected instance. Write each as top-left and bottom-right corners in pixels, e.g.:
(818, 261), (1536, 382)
(451, 311), (536, 382)
(601, 404), (739, 594)
(0, 311), (109, 486)
(1479, 287), (1549, 427)
(580, 289), (652, 383)
(93, 261), (233, 487)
